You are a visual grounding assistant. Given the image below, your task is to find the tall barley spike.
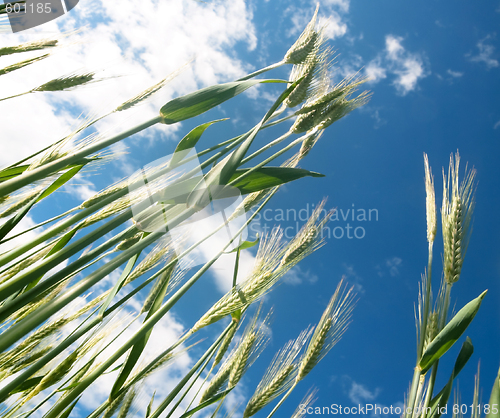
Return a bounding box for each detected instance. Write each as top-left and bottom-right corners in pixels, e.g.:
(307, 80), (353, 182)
(214, 321), (240, 366)
(280, 200), (330, 267)
(296, 280), (355, 382)
(192, 230), (284, 332)
(290, 389), (318, 418)
(243, 329), (311, 417)
(228, 332), (257, 387)
(103, 390), (127, 418)
(299, 131), (323, 160)
(117, 388), (136, 418)
(441, 152), (476, 284)
(140, 257), (178, 314)
(284, 4), (320, 65)
(115, 61), (191, 112)
(0, 38), (58, 56)
(0, 185), (44, 219)
(424, 153), (437, 243)
(200, 307), (270, 403)
(32, 72), (96, 92)
(0, 54), (50, 76)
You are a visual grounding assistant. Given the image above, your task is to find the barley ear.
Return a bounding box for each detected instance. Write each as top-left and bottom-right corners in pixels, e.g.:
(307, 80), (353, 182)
(296, 280), (355, 382)
(424, 153), (437, 243)
(284, 4), (320, 65)
(441, 152), (476, 284)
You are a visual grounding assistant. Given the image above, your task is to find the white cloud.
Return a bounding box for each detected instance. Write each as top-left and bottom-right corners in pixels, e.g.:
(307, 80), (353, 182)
(468, 35), (499, 69)
(494, 120), (500, 129)
(365, 57), (387, 83)
(64, 173), (98, 201)
(385, 35), (405, 61)
(318, 13), (347, 40)
(283, 265), (319, 285)
(384, 36), (427, 94)
(447, 69), (464, 78)
(342, 263), (364, 293)
(386, 257), (402, 277)
(285, 1), (349, 41)
(322, 0), (350, 13)
(364, 35), (429, 95)
(348, 381), (380, 404)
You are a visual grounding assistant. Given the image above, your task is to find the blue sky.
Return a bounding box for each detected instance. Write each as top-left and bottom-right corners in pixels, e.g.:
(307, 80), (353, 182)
(0, 0), (499, 417)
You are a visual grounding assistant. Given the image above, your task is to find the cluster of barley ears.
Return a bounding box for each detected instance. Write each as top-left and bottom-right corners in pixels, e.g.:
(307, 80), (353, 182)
(403, 153), (499, 418)
(0, 5), (368, 418)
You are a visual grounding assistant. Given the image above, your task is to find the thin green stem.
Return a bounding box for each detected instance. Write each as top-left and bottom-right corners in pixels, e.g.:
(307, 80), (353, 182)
(240, 131), (293, 166)
(0, 91), (30, 102)
(232, 240), (241, 289)
(265, 382), (297, 418)
(406, 367), (422, 418)
(237, 61), (286, 81)
(164, 351), (214, 418)
(422, 364), (438, 417)
(418, 241), (434, 360)
(0, 207), (78, 245)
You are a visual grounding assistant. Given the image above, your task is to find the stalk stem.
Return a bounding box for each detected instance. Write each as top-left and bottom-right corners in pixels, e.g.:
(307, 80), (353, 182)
(406, 367), (422, 418)
(237, 61), (286, 81)
(265, 383), (297, 418)
(241, 131), (293, 165)
(0, 207), (78, 245)
(418, 241), (434, 359)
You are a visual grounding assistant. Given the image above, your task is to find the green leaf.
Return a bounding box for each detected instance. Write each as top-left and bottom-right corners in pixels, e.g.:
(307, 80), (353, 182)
(8, 376), (42, 395)
(36, 165), (84, 202)
(155, 167), (323, 209)
(160, 80), (284, 124)
(0, 191), (41, 241)
(48, 227), (81, 257)
(230, 167), (324, 194)
(169, 119), (228, 168)
(98, 253), (141, 318)
(0, 165), (83, 263)
(486, 365), (500, 418)
(0, 165), (29, 182)
(58, 398), (80, 418)
(226, 235), (259, 253)
(146, 392), (156, 418)
(178, 389), (232, 418)
(428, 337), (474, 418)
(419, 291), (487, 374)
